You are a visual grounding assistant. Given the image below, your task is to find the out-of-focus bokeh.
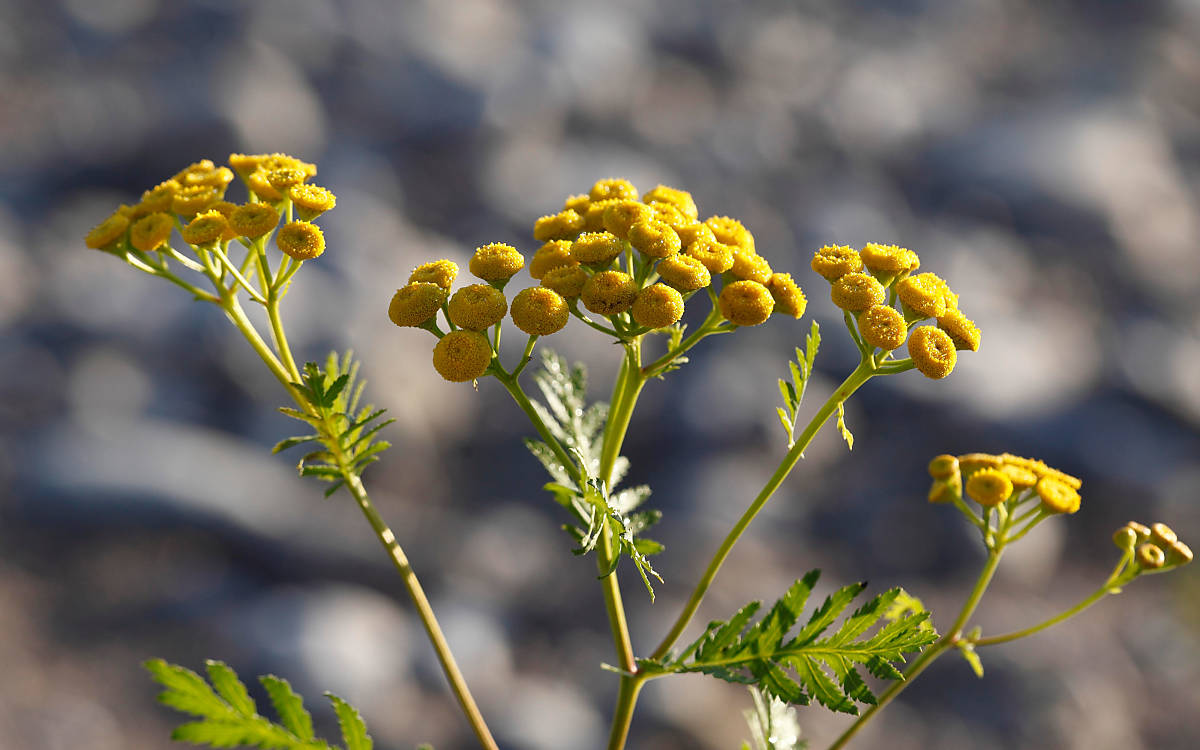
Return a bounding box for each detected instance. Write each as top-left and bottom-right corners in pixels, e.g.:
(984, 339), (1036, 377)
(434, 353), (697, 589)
(3, 1), (1199, 748)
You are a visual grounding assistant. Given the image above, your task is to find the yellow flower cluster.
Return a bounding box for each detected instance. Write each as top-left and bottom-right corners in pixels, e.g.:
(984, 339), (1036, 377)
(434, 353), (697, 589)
(392, 178), (809, 383)
(927, 451), (1082, 515)
(1114, 521), (1192, 573)
(811, 243), (980, 379)
(84, 153), (335, 261)
(528, 178), (806, 330)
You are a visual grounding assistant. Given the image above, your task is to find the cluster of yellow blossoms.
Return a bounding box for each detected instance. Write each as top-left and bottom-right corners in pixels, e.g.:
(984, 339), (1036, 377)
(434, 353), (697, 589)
(85, 153), (336, 261)
(811, 243), (980, 379)
(389, 178), (809, 382)
(927, 452), (1082, 515)
(1113, 521), (1192, 573)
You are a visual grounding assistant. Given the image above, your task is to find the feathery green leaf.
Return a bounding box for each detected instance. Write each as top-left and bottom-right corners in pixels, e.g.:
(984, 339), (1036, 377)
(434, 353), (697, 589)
(642, 572), (938, 714)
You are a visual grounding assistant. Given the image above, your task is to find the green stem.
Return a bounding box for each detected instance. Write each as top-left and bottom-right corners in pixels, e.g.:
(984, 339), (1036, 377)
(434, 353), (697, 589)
(601, 341), (646, 750)
(641, 298), (725, 378)
(650, 357), (876, 662)
(826, 548), (1004, 750)
(973, 557), (1133, 647)
(495, 372), (578, 482)
(344, 475), (499, 750)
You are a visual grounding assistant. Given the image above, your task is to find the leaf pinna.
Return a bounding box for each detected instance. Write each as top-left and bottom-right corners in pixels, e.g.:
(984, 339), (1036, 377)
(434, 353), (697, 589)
(640, 571), (938, 714)
(145, 659), (373, 750)
(523, 350), (665, 598)
(273, 351), (394, 499)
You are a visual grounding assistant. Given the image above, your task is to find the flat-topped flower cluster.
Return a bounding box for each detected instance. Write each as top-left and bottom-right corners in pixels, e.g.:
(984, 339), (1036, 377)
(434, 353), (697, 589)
(389, 178), (810, 382)
(812, 243), (980, 379)
(85, 153), (336, 262)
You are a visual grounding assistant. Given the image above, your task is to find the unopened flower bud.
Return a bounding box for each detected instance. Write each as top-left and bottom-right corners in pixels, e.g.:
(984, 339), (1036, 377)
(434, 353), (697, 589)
(447, 284), (508, 331)
(388, 282), (446, 327)
(928, 454), (960, 480)
(1036, 475), (1081, 514)
(589, 178), (638, 202)
(831, 272), (886, 312)
(510, 286), (569, 336)
(1165, 540), (1193, 568)
(533, 210), (584, 241)
(1125, 521), (1152, 542)
(1150, 523), (1177, 547)
(1112, 526), (1138, 552)
(276, 221), (325, 260)
(811, 245), (863, 281)
(1136, 543), (1165, 570)
(581, 270), (638, 316)
(631, 284), (685, 329)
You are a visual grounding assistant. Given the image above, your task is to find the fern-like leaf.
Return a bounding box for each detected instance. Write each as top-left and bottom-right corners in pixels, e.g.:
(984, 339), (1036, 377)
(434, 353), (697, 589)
(777, 322), (820, 448)
(275, 351), (394, 498)
(522, 350), (665, 599)
(146, 659), (372, 750)
(639, 571), (938, 714)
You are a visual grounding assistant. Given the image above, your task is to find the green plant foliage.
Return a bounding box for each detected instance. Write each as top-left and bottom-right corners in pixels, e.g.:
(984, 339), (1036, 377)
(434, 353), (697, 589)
(273, 351), (394, 498)
(639, 571), (938, 714)
(776, 322), (820, 448)
(523, 350), (664, 599)
(144, 659), (373, 750)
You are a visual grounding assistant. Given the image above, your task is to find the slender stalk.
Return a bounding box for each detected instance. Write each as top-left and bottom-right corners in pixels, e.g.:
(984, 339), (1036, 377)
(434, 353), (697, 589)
(973, 588), (1108, 647)
(826, 548), (1004, 750)
(650, 357), (876, 661)
(600, 341), (646, 750)
(345, 475), (499, 750)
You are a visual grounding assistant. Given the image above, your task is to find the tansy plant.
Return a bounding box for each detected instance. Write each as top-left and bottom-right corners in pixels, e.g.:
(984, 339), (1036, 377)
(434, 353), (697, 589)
(84, 163), (1190, 750)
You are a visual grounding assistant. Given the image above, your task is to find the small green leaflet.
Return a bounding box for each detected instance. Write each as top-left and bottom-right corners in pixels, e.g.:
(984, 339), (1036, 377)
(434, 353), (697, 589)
(639, 571), (938, 714)
(523, 350), (664, 599)
(957, 626), (984, 678)
(777, 322), (820, 448)
(145, 659), (373, 750)
(272, 351), (394, 499)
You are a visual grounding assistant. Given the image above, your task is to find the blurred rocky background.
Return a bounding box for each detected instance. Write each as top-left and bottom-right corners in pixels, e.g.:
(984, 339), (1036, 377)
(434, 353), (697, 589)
(2, 0), (1200, 748)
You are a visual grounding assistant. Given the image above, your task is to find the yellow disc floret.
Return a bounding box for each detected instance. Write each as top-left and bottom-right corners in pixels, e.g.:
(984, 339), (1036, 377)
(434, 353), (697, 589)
(705, 216), (754, 253)
(687, 239), (735, 274)
(1000, 463), (1039, 490)
(181, 210), (230, 247)
(247, 170), (285, 201)
(676, 222), (716, 249)
(129, 213), (175, 252)
(266, 167), (307, 191)
(388, 282), (447, 327)
(571, 232), (624, 265)
(447, 284), (508, 330)
(140, 180), (180, 213)
(937, 309), (981, 352)
(831, 272), (886, 312)
(529, 240), (577, 280)
(857, 305), (907, 350)
(533, 210), (584, 241)
(563, 193), (591, 214)
(811, 245), (863, 281)
(510, 286), (569, 336)
(656, 254), (711, 292)
(719, 280), (774, 327)
(276, 221), (325, 260)
(628, 219), (681, 258)
(642, 185), (698, 221)
(648, 201), (689, 230)
(581, 270), (638, 316)
(230, 203), (280, 239)
(541, 265), (590, 298)
(470, 242), (525, 281)
(589, 178), (639, 202)
(1036, 475), (1081, 514)
(860, 243), (919, 275)
(907, 326), (957, 379)
(730, 249), (773, 284)
(966, 468), (1013, 507)
(432, 330), (494, 382)
(897, 273), (949, 318)
(85, 211), (130, 249)
(288, 184), (337, 220)
(766, 273), (806, 319)
(409, 259), (458, 290)
(631, 284), (685, 329)
(602, 200), (653, 240)
(172, 185), (222, 217)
